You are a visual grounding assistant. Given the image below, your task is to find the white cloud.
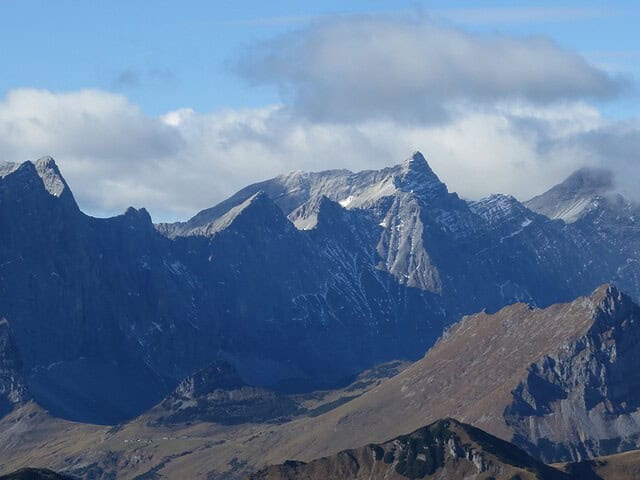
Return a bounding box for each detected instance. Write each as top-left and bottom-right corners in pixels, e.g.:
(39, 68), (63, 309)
(0, 88), (637, 222)
(0, 17), (635, 221)
(235, 15), (622, 123)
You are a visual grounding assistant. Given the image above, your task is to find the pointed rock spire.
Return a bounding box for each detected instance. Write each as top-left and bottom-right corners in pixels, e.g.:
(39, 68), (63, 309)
(395, 151), (448, 199)
(34, 156), (71, 198)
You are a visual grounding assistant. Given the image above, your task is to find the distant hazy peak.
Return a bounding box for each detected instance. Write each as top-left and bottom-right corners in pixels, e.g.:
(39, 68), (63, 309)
(562, 167), (614, 193)
(525, 167), (616, 223)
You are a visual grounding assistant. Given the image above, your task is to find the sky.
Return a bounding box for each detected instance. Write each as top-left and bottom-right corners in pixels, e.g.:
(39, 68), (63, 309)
(0, 1), (638, 220)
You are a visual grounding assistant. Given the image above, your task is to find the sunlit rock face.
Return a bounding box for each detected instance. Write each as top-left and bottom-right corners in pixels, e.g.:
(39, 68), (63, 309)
(2, 151), (640, 425)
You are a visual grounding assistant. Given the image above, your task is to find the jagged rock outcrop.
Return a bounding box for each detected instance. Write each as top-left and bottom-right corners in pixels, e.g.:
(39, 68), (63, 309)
(2, 151), (640, 425)
(247, 418), (571, 480)
(506, 285), (640, 461)
(0, 468), (77, 480)
(0, 319), (28, 416)
(155, 361), (303, 425)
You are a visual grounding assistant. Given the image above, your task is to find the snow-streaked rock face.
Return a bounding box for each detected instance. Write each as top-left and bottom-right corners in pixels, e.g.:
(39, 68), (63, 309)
(2, 152), (640, 427)
(526, 168), (640, 301)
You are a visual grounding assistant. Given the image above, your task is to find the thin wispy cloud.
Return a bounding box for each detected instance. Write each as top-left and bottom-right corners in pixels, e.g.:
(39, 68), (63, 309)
(228, 6), (617, 28)
(434, 6), (618, 24)
(111, 67), (176, 90)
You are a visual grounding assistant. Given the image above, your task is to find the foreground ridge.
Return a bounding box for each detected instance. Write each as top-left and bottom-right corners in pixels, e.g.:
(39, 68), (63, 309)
(247, 418), (571, 480)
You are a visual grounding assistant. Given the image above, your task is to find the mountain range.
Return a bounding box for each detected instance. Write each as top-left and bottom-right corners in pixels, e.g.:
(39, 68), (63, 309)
(4, 151), (640, 478)
(1, 151), (640, 426)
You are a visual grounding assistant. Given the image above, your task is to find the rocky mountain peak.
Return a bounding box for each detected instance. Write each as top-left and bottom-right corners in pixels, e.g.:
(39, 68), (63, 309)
(33, 156), (70, 198)
(123, 206), (153, 224)
(395, 151), (448, 199)
(588, 283), (639, 333)
(0, 156), (77, 211)
(469, 193), (533, 226)
(525, 167), (616, 223)
(288, 195), (347, 230)
(590, 283), (623, 305)
(173, 361), (246, 399)
(249, 417), (571, 480)
(186, 190), (292, 236)
(0, 161), (20, 179)
(401, 151), (433, 174)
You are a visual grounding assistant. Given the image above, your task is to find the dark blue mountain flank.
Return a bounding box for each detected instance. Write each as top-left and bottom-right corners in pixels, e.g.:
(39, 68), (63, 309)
(1, 151), (639, 424)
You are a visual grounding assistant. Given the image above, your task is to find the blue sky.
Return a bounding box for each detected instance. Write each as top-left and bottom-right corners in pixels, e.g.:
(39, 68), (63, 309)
(0, 1), (638, 220)
(2, 1), (637, 115)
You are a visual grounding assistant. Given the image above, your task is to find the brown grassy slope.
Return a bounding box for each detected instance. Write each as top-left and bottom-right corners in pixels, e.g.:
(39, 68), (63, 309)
(266, 286), (610, 464)
(558, 449), (640, 479)
(0, 286), (617, 479)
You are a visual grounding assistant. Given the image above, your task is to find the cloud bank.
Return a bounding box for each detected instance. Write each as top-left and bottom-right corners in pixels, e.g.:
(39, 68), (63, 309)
(0, 15), (636, 221)
(235, 15), (622, 122)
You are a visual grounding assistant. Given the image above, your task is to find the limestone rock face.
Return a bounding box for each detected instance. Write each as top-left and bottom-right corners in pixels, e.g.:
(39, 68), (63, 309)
(2, 151), (640, 426)
(506, 285), (640, 461)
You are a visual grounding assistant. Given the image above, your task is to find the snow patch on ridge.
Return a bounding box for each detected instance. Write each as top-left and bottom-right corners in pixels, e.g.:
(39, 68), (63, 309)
(338, 195), (354, 207)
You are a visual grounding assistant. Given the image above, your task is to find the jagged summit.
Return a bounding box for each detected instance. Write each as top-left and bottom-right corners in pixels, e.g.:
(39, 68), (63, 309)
(185, 190), (292, 237)
(470, 193), (533, 225)
(163, 151), (451, 236)
(33, 156), (69, 198)
(122, 206), (153, 227)
(249, 417), (571, 480)
(591, 283), (622, 303)
(287, 195), (346, 230)
(0, 161), (20, 178)
(401, 151), (433, 173)
(395, 151), (448, 199)
(0, 156), (76, 207)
